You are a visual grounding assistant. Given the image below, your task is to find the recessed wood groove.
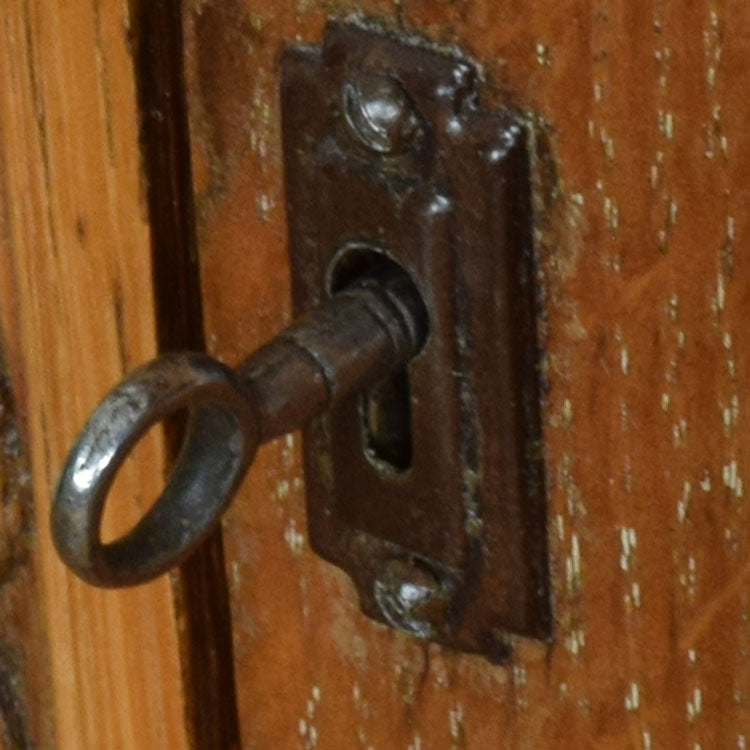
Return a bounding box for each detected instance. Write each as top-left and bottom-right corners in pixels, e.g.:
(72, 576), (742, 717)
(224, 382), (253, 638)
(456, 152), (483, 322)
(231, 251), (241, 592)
(128, 2), (240, 747)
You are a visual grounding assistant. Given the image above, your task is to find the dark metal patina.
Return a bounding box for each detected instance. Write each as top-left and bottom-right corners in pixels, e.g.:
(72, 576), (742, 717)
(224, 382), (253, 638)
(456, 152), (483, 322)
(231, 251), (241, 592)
(283, 23), (550, 658)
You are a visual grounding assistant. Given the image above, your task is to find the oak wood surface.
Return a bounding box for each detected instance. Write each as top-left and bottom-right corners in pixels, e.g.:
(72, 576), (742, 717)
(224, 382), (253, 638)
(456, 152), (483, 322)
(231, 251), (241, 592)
(183, 1), (750, 748)
(0, 2), (189, 747)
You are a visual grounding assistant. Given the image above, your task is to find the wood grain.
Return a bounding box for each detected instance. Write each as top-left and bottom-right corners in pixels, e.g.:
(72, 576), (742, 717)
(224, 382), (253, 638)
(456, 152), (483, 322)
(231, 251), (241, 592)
(0, 354), (52, 749)
(183, 1), (750, 747)
(0, 2), (189, 747)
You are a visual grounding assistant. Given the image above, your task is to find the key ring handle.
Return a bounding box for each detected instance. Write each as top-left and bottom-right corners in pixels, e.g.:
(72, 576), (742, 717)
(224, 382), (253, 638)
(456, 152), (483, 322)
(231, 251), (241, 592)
(51, 353), (260, 587)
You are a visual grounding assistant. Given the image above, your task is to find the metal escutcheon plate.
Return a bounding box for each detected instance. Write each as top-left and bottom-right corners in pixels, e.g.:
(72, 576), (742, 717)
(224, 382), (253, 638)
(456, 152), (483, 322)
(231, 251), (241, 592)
(282, 22), (550, 660)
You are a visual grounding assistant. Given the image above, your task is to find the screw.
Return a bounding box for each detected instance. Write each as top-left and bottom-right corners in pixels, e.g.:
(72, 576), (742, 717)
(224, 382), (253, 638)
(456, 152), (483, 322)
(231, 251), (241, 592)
(373, 558), (449, 638)
(343, 73), (422, 154)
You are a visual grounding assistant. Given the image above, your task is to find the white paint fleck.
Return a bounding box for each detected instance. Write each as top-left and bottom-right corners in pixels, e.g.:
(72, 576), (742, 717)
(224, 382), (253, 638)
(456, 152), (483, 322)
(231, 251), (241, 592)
(536, 43), (552, 66)
(620, 527), (637, 570)
(571, 533), (582, 580)
(668, 294), (679, 321)
(620, 346), (630, 375)
(717, 272), (726, 311)
(673, 419), (687, 448)
(625, 681), (640, 711)
(650, 164), (660, 188)
(658, 228), (668, 250)
(665, 112), (674, 138)
(716, 271), (726, 310)
(723, 460), (744, 497)
(681, 556), (699, 600)
(658, 110), (675, 139)
(255, 192), (276, 220)
(562, 398), (573, 424)
(565, 628), (586, 655)
(686, 686), (703, 722)
(723, 407), (732, 434)
(642, 731), (652, 750)
(604, 195), (620, 231)
(661, 393), (671, 412)
(556, 514), (565, 541)
(449, 704), (465, 740)
(677, 481), (692, 524)
(724, 331), (733, 349)
(669, 198), (679, 226)
(275, 478), (290, 500)
(600, 127), (615, 159)
(284, 519), (305, 556)
(631, 581), (642, 609)
(699, 472), (712, 492)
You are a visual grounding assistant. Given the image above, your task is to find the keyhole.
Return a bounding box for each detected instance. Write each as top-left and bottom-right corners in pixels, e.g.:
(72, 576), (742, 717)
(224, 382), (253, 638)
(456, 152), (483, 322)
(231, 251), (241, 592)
(361, 368), (413, 472)
(327, 245), (428, 474)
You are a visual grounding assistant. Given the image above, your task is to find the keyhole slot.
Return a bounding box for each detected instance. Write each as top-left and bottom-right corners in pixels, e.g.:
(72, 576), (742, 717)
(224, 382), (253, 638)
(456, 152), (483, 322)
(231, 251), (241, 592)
(327, 245), (428, 474)
(360, 368), (413, 472)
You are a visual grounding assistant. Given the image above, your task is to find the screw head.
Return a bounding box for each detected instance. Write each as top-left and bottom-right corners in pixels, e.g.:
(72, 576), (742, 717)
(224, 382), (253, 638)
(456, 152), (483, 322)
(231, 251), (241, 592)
(343, 74), (421, 155)
(373, 558), (448, 638)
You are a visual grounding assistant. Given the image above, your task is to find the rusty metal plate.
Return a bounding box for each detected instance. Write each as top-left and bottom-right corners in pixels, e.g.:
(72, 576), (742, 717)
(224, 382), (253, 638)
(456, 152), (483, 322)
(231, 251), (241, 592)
(282, 22), (550, 660)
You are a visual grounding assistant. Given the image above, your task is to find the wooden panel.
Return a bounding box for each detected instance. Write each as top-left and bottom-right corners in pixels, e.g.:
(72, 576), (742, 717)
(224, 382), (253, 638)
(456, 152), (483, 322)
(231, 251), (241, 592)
(184, 1), (750, 747)
(0, 2), (189, 747)
(0, 355), (52, 748)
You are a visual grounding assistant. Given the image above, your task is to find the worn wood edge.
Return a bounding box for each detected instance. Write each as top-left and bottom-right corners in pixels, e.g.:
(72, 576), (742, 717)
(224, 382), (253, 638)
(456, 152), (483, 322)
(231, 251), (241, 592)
(0, 343), (54, 749)
(0, 1), (191, 747)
